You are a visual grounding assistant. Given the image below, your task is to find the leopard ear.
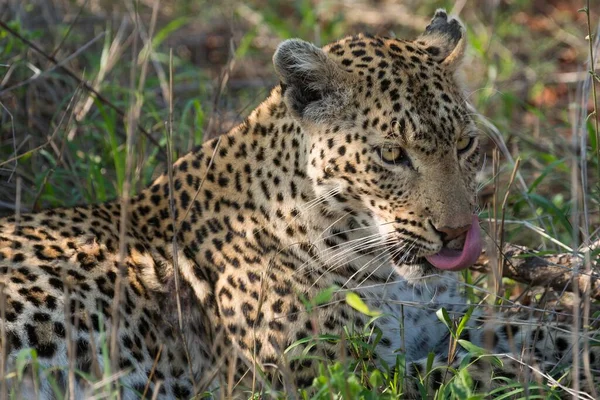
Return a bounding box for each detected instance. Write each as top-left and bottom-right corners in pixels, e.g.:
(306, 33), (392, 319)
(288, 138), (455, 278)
(273, 39), (351, 122)
(417, 9), (466, 69)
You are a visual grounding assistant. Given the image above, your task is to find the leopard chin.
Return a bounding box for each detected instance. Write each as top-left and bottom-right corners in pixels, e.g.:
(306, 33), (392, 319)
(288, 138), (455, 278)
(392, 256), (443, 281)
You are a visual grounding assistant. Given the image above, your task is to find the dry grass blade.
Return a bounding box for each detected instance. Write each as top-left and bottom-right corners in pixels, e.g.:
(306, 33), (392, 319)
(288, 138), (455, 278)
(204, 36), (237, 142)
(584, 2), (600, 209)
(83, 313), (103, 382)
(14, 177), (21, 227)
(491, 148), (500, 298)
(0, 100), (17, 182)
(164, 44), (203, 394)
(0, 283), (6, 400)
(166, 48), (181, 330)
(124, 1), (170, 105)
(87, 369), (133, 399)
(141, 344), (163, 400)
(66, 18), (131, 141)
(497, 157), (521, 297)
(150, 381), (162, 400)
(62, 273), (76, 400)
(164, 11), (197, 396)
(111, 0), (155, 390)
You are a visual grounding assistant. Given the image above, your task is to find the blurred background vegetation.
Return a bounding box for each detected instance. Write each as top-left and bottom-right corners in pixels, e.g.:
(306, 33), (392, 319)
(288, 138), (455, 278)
(0, 0), (599, 254)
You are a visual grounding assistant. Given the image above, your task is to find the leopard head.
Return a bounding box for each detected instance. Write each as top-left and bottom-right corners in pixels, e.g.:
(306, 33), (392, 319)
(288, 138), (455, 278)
(273, 10), (482, 279)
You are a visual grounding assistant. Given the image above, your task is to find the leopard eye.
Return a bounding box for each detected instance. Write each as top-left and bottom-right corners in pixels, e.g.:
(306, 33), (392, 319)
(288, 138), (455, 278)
(378, 146), (410, 166)
(457, 136), (474, 154)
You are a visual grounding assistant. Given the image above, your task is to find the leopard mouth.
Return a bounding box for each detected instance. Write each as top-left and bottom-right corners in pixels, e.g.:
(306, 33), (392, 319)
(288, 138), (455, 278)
(391, 216), (482, 272)
(424, 216), (482, 271)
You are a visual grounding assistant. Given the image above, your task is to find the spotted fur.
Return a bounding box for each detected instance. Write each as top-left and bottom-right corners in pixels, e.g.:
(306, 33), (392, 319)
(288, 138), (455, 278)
(0, 9), (598, 399)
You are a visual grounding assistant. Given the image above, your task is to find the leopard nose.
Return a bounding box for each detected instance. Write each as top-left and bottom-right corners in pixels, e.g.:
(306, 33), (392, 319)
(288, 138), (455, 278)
(432, 222), (471, 241)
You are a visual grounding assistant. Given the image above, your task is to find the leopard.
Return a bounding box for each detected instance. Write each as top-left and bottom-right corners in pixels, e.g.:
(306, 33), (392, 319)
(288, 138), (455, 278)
(1, 9), (599, 399)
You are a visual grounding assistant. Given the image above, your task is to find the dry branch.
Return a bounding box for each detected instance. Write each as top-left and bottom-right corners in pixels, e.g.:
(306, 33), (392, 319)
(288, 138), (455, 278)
(472, 241), (600, 301)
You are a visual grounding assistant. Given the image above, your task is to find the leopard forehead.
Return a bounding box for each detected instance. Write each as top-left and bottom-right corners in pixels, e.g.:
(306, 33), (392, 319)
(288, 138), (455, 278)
(320, 34), (474, 151)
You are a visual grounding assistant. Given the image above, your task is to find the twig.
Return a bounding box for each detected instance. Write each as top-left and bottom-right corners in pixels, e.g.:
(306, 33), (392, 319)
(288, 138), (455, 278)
(472, 241), (600, 301)
(49, 0), (90, 58)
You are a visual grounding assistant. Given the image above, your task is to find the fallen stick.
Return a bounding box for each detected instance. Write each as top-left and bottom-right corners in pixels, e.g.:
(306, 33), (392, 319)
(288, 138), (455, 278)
(471, 241), (600, 301)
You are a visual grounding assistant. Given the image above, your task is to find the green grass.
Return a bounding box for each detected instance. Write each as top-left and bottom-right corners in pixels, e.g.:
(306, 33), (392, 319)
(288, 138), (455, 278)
(1, 0), (599, 399)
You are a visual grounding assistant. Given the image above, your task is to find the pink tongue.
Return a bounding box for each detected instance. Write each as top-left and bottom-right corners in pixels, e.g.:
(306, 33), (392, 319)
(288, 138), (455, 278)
(425, 215), (482, 271)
